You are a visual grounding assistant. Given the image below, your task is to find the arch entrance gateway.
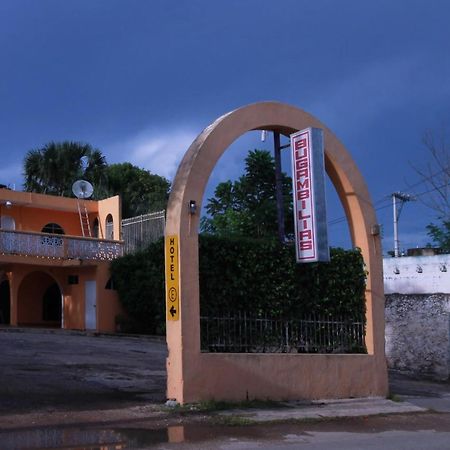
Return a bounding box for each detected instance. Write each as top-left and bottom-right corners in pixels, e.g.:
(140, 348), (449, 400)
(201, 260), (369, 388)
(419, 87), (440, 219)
(165, 101), (387, 404)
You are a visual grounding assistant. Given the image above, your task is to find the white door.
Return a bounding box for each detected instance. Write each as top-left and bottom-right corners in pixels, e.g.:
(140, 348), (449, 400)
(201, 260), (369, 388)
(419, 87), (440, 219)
(85, 280), (97, 330)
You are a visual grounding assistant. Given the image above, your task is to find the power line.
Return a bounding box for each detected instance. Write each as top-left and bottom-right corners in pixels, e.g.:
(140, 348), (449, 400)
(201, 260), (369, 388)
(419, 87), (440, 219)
(328, 182), (448, 227)
(370, 165), (449, 208)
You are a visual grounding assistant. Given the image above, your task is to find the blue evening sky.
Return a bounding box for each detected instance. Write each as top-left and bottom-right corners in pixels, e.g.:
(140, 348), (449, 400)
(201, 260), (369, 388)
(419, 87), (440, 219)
(1, 0), (449, 254)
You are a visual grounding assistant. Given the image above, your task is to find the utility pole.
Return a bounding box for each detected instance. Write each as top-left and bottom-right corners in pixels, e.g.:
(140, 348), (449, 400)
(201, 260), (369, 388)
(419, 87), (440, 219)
(392, 192), (415, 257)
(262, 130), (291, 243)
(273, 131), (285, 243)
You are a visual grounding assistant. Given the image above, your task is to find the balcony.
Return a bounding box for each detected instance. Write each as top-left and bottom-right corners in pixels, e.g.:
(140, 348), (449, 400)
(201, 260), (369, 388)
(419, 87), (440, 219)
(0, 229), (123, 262)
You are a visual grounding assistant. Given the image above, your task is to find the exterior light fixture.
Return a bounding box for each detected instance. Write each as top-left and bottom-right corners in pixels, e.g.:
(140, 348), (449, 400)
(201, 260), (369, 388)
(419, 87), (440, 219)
(189, 200), (197, 215)
(261, 130), (267, 142)
(4, 201), (12, 209)
(371, 224), (381, 236)
(416, 265), (423, 273)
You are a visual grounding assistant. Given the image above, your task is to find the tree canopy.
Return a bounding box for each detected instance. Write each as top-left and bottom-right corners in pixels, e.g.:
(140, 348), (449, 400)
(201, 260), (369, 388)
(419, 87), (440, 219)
(105, 163), (170, 219)
(427, 221), (450, 252)
(201, 149), (293, 239)
(23, 141), (107, 198)
(23, 141), (170, 218)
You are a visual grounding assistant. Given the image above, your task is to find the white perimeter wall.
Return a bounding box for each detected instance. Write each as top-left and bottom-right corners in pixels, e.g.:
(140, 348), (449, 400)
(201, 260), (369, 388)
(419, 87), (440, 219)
(383, 254), (450, 294)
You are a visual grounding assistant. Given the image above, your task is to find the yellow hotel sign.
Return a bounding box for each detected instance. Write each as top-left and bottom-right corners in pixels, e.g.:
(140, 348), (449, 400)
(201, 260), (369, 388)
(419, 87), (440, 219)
(165, 235), (180, 321)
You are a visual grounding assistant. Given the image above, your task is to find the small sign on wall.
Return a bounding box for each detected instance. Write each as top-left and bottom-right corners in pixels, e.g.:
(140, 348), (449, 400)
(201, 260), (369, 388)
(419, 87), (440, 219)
(290, 127), (329, 263)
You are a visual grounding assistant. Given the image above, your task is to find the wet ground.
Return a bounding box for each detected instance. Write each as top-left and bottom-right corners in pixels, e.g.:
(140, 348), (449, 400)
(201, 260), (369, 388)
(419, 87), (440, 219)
(0, 328), (167, 414)
(2, 412), (450, 449)
(1, 328), (450, 449)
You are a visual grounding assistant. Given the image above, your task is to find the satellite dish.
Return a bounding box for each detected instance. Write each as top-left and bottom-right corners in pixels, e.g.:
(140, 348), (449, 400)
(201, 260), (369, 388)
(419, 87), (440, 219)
(72, 180), (94, 199)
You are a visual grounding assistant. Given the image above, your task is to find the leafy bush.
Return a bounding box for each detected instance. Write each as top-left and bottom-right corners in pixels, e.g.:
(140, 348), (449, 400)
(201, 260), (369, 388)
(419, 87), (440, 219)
(111, 239), (166, 334)
(111, 235), (366, 334)
(199, 235), (366, 319)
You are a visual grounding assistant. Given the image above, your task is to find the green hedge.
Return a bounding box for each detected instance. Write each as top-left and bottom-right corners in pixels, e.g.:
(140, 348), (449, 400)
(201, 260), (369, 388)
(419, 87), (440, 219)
(111, 240), (166, 334)
(111, 235), (366, 334)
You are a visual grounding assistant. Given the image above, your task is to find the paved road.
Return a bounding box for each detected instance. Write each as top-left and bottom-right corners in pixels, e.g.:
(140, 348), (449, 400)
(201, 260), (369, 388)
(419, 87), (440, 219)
(1, 328), (450, 449)
(0, 328), (167, 414)
(389, 369), (450, 412)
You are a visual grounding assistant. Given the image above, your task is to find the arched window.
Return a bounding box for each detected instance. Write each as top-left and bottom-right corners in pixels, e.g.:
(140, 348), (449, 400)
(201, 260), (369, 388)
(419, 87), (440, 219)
(105, 214), (114, 240)
(41, 223), (65, 235)
(0, 215), (15, 230)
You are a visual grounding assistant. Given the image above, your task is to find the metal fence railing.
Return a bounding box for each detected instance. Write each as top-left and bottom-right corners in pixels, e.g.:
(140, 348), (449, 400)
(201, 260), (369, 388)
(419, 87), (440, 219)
(200, 312), (366, 354)
(122, 210), (165, 254)
(0, 229), (123, 261)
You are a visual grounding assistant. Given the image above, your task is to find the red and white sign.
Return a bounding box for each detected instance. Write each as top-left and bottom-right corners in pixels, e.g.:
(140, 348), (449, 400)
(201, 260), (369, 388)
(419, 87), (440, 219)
(291, 128), (328, 263)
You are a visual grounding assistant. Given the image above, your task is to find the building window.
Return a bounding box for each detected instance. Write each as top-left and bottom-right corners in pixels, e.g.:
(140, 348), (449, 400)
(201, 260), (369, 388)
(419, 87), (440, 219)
(42, 223), (65, 235)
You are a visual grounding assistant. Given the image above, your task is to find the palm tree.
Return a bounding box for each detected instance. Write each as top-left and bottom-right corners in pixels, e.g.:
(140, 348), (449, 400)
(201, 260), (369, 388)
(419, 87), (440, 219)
(23, 141), (108, 198)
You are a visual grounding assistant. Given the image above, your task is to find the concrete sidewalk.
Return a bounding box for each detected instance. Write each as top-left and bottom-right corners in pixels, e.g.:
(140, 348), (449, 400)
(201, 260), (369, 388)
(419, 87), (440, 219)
(216, 397), (425, 423)
(0, 395), (427, 431)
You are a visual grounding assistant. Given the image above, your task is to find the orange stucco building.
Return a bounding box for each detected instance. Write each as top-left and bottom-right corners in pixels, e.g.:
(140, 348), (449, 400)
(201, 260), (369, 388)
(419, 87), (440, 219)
(0, 187), (124, 332)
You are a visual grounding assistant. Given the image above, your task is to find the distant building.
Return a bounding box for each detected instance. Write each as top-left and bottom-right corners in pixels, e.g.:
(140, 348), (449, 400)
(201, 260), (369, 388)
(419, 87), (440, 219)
(406, 247), (440, 257)
(0, 188), (124, 332)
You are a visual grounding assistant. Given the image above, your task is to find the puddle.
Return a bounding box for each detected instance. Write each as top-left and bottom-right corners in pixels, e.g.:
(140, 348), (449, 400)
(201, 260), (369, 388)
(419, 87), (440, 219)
(2, 413), (450, 449)
(0, 423), (265, 449)
(0, 426), (166, 449)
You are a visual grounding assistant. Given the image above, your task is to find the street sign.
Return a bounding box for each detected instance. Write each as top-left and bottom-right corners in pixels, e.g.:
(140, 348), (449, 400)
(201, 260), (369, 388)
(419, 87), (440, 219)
(290, 127), (329, 263)
(165, 235), (180, 321)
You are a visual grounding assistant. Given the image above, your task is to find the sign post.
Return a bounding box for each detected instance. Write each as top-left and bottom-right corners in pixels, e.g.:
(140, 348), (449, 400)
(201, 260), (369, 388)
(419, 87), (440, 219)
(165, 235), (180, 320)
(290, 127), (329, 263)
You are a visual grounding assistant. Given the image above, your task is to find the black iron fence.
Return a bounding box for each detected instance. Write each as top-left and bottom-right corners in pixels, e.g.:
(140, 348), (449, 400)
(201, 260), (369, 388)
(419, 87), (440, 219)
(200, 312), (366, 354)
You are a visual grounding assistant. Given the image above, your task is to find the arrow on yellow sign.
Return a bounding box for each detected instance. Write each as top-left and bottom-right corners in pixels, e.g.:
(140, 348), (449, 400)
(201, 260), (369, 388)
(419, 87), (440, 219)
(165, 235), (180, 321)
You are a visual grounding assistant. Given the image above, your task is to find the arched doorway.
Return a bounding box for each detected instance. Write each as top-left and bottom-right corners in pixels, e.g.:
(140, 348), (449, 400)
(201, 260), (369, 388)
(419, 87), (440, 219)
(165, 101), (387, 403)
(42, 283), (62, 322)
(17, 271), (62, 327)
(0, 215), (15, 230)
(0, 279), (10, 324)
(93, 217), (100, 238)
(105, 214), (114, 239)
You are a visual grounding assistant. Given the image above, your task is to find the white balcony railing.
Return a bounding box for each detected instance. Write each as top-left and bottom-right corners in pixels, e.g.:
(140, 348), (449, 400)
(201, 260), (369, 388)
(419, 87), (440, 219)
(0, 229), (123, 261)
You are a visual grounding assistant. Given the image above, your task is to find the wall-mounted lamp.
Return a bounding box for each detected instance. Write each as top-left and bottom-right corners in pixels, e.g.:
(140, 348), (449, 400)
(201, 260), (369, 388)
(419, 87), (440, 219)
(416, 265), (423, 273)
(261, 130), (267, 142)
(371, 224), (381, 236)
(189, 200), (197, 215)
(393, 267), (400, 274)
(440, 264), (447, 273)
(4, 201), (12, 209)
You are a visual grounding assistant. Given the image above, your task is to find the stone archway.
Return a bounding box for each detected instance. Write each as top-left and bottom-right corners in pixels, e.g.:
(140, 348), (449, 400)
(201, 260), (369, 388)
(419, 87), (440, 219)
(165, 101), (387, 404)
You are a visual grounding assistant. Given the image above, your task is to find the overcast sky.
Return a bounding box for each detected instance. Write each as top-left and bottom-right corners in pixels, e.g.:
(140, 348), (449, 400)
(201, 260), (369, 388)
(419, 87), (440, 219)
(1, 0), (449, 254)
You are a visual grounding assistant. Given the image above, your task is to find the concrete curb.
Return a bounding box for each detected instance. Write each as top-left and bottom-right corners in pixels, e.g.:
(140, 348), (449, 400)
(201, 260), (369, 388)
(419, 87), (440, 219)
(217, 397), (426, 423)
(0, 398), (428, 431)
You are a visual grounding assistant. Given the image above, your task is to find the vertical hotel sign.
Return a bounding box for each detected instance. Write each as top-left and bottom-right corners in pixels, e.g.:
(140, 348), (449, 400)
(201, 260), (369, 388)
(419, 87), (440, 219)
(290, 128), (329, 263)
(165, 235), (180, 320)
